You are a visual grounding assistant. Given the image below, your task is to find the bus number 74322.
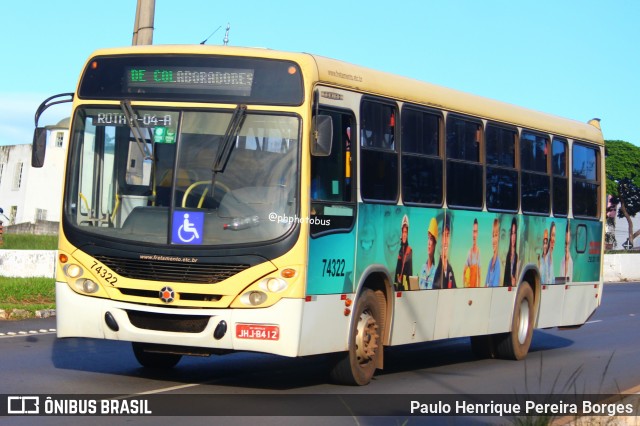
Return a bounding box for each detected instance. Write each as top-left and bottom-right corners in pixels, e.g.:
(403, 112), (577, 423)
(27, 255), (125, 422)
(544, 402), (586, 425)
(321, 258), (346, 277)
(90, 261), (118, 285)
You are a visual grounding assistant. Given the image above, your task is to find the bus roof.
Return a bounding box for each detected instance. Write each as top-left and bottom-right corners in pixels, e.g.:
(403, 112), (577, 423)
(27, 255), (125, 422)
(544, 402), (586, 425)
(309, 54), (603, 145)
(85, 45), (604, 145)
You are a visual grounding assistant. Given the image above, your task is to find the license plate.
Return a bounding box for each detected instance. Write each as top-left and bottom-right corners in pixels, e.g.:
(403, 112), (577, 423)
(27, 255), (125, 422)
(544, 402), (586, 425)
(235, 324), (280, 341)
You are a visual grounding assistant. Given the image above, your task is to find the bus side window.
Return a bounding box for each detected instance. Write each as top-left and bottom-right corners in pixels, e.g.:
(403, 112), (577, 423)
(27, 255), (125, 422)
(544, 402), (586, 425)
(311, 109), (355, 236)
(360, 100), (398, 202)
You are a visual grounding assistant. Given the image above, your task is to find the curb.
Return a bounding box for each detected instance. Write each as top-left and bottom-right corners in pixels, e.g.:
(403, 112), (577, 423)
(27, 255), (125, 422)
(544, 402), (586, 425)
(0, 309), (56, 320)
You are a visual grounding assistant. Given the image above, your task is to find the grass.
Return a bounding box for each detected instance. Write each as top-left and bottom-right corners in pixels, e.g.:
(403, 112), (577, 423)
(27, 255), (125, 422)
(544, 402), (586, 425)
(606, 249), (640, 254)
(1, 233), (58, 250)
(0, 234), (57, 317)
(0, 276), (55, 317)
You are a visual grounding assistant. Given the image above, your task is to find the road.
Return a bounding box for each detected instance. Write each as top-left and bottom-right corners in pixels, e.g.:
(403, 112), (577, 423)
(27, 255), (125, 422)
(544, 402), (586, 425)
(1, 282), (639, 425)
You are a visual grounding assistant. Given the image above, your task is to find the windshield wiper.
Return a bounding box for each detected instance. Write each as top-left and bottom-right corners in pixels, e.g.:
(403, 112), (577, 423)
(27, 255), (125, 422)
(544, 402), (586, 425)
(213, 104), (247, 173)
(120, 100), (153, 160)
(209, 105), (247, 201)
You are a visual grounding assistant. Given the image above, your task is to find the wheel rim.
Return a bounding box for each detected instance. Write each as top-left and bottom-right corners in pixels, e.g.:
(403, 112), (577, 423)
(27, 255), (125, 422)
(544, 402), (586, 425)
(355, 309), (379, 365)
(517, 299), (530, 344)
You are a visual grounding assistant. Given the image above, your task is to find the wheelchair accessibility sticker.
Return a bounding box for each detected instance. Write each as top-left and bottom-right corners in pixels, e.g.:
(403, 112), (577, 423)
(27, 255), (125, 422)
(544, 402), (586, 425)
(172, 211), (204, 244)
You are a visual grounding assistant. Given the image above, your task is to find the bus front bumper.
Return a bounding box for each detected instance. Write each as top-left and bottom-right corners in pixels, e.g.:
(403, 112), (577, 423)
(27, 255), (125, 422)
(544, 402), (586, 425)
(55, 282), (304, 357)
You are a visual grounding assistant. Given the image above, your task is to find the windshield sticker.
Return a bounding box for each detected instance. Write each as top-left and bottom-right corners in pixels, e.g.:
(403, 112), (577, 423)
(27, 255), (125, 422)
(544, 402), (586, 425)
(172, 211), (204, 245)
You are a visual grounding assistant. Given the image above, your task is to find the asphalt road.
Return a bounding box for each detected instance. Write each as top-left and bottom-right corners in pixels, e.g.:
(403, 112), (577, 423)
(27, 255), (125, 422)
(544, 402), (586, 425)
(1, 282), (638, 425)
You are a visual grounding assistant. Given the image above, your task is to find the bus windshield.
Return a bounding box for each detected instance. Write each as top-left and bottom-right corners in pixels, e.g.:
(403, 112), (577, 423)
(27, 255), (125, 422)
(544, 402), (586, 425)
(65, 106), (299, 246)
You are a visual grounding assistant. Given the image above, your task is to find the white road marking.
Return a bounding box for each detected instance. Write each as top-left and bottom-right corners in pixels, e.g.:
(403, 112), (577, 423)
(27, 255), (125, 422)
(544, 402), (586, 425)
(136, 383), (202, 395)
(0, 329), (57, 339)
(110, 383), (202, 400)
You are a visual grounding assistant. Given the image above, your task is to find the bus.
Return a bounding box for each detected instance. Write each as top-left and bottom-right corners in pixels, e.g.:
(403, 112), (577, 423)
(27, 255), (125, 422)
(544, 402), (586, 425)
(33, 45), (604, 386)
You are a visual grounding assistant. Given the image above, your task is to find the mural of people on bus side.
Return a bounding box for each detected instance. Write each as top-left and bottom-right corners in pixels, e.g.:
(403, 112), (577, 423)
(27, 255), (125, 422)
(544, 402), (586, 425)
(485, 218), (502, 287)
(355, 203), (378, 280)
(433, 213), (457, 289)
(383, 205), (404, 277)
(547, 221), (556, 284)
(540, 228), (551, 284)
(503, 217), (518, 287)
(463, 218), (481, 287)
(395, 214), (413, 291)
(419, 217), (438, 289)
(561, 222), (573, 282)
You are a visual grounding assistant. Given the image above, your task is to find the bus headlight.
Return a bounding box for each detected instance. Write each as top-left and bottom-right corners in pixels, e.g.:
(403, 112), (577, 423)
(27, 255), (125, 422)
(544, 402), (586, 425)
(64, 264), (84, 278)
(75, 278), (100, 294)
(259, 277), (288, 293)
(240, 291), (267, 306)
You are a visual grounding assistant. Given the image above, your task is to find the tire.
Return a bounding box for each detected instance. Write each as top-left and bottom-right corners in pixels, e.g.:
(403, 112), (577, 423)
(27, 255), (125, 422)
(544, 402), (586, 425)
(495, 283), (535, 360)
(470, 334), (497, 359)
(132, 343), (182, 369)
(330, 289), (383, 385)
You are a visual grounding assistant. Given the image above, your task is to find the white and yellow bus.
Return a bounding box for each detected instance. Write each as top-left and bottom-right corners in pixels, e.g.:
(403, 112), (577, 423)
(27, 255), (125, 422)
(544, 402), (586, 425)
(33, 45), (604, 385)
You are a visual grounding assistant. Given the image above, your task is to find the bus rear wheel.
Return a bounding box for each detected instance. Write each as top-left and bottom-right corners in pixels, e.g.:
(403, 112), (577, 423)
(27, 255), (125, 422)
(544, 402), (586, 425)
(132, 343), (182, 369)
(470, 334), (497, 359)
(495, 283), (535, 360)
(330, 289), (383, 386)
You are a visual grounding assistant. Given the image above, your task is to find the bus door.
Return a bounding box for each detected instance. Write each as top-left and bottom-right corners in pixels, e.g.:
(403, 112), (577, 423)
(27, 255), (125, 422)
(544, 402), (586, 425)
(308, 107), (357, 295)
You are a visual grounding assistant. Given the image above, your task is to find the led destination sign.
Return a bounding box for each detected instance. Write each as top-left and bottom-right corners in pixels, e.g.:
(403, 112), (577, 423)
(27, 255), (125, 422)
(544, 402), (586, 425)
(78, 54), (304, 105)
(126, 66), (254, 96)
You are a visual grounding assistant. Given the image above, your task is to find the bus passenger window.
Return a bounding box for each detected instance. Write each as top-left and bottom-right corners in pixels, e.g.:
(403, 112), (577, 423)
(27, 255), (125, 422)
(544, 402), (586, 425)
(446, 115), (482, 209)
(572, 143), (600, 218)
(552, 137), (568, 216)
(521, 131), (550, 214)
(360, 100), (395, 150)
(401, 106), (442, 206)
(360, 99), (398, 202)
(486, 124), (517, 212)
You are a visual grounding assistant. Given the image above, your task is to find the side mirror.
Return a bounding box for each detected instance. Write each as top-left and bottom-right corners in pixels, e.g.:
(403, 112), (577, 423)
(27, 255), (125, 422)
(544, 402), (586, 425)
(31, 92), (73, 168)
(32, 127), (47, 168)
(311, 115), (333, 157)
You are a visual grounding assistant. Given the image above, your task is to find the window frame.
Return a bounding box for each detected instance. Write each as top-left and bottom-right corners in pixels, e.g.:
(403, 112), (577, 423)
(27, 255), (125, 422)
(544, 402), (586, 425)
(12, 162), (23, 191)
(485, 122), (518, 213)
(55, 132), (65, 148)
(520, 130), (550, 215)
(572, 141), (601, 219)
(445, 114), (483, 210)
(359, 97), (399, 204)
(551, 136), (568, 217)
(400, 104), (443, 207)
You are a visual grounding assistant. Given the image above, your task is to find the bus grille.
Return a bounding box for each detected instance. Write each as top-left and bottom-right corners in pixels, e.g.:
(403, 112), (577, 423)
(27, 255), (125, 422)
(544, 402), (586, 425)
(126, 310), (210, 333)
(94, 255), (249, 284)
(118, 288), (223, 302)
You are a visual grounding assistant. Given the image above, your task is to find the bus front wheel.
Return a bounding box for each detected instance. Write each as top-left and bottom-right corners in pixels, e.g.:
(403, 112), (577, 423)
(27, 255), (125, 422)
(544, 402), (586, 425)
(496, 282), (535, 360)
(330, 289), (383, 386)
(132, 343), (182, 369)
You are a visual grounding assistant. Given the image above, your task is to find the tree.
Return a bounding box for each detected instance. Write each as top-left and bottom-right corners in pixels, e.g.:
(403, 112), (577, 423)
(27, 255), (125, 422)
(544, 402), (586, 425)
(605, 140), (640, 248)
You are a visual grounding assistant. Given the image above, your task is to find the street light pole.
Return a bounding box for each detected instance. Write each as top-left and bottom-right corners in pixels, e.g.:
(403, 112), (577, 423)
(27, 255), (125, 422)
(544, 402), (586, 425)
(132, 0), (155, 46)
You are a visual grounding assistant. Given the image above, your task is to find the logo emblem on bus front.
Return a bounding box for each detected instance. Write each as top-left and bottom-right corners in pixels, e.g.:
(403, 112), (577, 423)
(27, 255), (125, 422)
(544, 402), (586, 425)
(159, 286), (175, 303)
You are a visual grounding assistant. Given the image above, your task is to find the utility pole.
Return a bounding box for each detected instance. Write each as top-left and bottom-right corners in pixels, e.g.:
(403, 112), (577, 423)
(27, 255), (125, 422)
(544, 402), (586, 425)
(132, 0), (155, 45)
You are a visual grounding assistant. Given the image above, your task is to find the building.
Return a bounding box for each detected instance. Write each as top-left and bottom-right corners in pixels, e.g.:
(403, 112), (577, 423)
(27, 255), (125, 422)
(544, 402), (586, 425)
(0, 118), (69, 226)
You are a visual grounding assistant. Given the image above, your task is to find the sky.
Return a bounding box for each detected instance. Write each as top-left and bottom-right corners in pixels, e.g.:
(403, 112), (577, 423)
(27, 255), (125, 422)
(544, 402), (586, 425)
(1, 0), (639, 146)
